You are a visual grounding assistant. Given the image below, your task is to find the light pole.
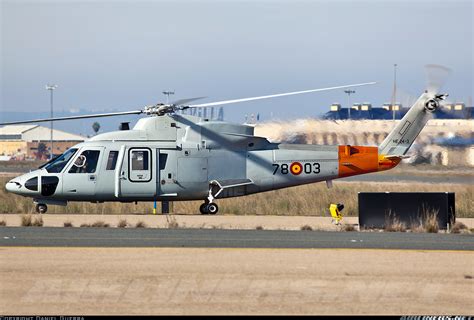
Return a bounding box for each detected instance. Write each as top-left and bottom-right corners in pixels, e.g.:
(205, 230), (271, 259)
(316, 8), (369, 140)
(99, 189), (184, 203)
(162, 89), (175, 214)
(46, 84), (58, 160)
(344, 90), (355, 120)
(162, 90), (175, 104)
(392, 64), (397, 123)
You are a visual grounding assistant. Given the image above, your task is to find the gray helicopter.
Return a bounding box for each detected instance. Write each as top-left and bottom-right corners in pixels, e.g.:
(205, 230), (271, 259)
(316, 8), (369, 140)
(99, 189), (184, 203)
(3, 74), (449, 214)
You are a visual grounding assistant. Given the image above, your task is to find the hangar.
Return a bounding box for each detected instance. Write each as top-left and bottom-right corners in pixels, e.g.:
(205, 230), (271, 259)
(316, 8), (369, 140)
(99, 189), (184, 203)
(0, 125), (85, 160)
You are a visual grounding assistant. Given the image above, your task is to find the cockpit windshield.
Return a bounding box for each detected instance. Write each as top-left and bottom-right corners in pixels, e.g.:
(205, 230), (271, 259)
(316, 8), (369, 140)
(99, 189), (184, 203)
(42, 148), (78, 173)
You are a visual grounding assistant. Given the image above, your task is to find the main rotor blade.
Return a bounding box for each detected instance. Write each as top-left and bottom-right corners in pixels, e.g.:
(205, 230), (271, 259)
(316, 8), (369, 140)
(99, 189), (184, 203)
(0, 110), (143, 126)
(189, 82), (376, 108)
(171, 96), (207, 106)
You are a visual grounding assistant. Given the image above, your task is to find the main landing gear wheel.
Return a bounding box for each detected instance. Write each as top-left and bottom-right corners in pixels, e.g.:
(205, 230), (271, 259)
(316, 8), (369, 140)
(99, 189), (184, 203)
(36, 204), (47, 214)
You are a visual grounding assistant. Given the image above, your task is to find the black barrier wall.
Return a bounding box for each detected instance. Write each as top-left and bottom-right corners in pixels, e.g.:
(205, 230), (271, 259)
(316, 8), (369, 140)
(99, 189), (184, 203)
(358, 192), (455, 230)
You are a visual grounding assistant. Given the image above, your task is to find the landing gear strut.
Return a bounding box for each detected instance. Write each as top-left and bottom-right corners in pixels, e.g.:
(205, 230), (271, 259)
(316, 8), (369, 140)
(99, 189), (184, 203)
(199, 183), (219, 215)
(36, 203), (47, 214)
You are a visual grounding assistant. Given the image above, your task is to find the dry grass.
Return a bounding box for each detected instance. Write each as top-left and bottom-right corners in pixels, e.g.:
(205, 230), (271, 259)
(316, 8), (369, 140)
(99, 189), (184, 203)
(300, 225), (313, 231)
(0, 219), (6, 226)
(409, 209), (441, 233)
(423, 209), (439, 233)
(63, 221), (73, 227)
(30, 216), (43, 227)
(1, 176), (472, 218)
(166, 216), (179, 229)
(31, 216), (44, 227)
(20, 214), (32, 226)
(135, 221), (146, 228)
(117, 219), (128, 228)
(450, 221), (468, 234)
(79, 221), (110, 227)
(342, 224), (356, 232)
(91, 221), (110, 228)
(410, 220), (425, 233)
(384, 212), (407, 232)
(20, 214), (43, 227)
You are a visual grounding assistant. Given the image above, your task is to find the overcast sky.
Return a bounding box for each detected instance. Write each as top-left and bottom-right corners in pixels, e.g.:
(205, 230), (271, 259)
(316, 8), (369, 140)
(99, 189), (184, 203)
(1, 0), (472, 123)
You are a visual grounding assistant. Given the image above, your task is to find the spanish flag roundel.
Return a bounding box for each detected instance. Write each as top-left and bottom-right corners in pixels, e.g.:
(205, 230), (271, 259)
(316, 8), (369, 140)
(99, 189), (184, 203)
(290, 162), (303, 175)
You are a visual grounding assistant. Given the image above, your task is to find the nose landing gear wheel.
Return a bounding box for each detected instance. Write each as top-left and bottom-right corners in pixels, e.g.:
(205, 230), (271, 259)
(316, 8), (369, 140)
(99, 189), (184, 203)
(207, 203), (218, 215)
(36, 204), (47, 214)
(199, 203), (218, 215)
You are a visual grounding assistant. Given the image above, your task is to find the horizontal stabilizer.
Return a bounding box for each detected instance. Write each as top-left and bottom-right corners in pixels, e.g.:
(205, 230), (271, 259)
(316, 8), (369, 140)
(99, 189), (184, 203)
(382, 155), (412, 160)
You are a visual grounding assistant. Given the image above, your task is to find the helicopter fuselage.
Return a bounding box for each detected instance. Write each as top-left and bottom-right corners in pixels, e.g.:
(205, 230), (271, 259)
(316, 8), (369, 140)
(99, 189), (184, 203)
(5, 114), (399, 208)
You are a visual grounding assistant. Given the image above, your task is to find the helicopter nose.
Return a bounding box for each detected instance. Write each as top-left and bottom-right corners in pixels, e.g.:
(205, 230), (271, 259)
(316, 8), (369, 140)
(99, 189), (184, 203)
(6, 180), (22, 194)
(6, 172), (42, 196)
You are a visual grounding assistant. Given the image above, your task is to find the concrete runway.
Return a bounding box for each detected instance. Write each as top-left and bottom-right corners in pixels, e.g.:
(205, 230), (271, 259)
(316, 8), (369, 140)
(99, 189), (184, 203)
(1, 227), (473, 250)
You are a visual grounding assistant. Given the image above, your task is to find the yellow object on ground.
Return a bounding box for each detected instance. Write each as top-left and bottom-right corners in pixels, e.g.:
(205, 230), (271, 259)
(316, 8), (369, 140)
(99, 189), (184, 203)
(329, 203), (344, 224)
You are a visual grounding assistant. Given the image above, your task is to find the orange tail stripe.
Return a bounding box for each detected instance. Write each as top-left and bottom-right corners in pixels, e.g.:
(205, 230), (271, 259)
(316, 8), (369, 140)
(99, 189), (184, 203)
(337, 145), (399, 178)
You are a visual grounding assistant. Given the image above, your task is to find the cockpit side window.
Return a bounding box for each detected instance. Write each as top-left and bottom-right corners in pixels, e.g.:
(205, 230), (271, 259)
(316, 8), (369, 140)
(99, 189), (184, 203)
(44, 148), (78, 173)
(69, 150), (101, 174)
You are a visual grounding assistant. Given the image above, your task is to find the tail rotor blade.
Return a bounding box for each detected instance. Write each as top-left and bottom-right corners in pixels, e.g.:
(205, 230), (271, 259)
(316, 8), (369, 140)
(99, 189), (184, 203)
(425, 64), (451, 94)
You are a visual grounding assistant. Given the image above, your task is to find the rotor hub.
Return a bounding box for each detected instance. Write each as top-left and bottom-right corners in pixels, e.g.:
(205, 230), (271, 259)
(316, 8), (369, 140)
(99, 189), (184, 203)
(424, 93), (448, 113)
(424, 99), (439, 112)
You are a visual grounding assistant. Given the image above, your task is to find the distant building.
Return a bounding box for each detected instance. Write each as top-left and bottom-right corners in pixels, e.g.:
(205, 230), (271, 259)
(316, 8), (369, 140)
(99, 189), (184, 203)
(181, 106), (225, 121)
(322, 102), (472, 120)
(217, 107), (224, 121)
(0, 125), (85, 160)
(351, 103), (361, 111)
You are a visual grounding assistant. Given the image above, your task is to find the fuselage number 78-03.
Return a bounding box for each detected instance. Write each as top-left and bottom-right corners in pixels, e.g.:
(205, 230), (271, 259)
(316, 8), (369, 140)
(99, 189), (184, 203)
(272, 162), (321, 176)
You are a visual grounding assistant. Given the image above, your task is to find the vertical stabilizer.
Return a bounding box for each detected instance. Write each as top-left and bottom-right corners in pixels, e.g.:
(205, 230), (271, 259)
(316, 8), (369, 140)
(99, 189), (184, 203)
(379, 92), (446, 156)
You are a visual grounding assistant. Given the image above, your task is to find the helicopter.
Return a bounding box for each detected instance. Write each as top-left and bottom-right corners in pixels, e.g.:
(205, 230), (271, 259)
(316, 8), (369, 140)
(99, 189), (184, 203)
(2, 74), (449, 214)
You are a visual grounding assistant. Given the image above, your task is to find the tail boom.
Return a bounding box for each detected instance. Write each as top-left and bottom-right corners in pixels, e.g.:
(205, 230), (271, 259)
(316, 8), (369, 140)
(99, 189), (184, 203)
(337, 145), (400, 178)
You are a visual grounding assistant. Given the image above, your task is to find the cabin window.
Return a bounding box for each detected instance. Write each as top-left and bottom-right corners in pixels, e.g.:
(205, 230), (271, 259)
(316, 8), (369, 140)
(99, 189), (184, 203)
(69, 150), (101, 174)
(106, 151), (119, 170)
(131, 150), (149, 171)
(129, 149), (151, 182)
(159, 153), (168, 170)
